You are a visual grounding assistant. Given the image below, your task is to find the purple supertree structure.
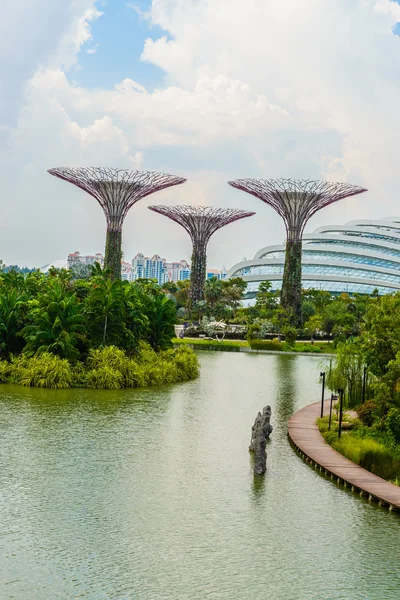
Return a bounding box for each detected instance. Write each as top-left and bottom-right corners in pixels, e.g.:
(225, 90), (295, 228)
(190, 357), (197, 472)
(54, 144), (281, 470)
(228, 178), (367, 325)
(148, 205), (255, 307)
(48, 167), (186, 279)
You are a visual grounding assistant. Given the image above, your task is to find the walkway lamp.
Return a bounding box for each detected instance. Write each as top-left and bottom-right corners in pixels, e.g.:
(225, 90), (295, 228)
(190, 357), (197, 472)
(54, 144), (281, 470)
(338, 388), (344, 439)
(328, 393), (337, 431)
(320, 371), (326, 418)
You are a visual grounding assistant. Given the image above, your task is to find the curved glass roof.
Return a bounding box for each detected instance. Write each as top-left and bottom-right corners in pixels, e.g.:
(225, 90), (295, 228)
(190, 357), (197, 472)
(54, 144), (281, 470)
(228, 218), (400, 296)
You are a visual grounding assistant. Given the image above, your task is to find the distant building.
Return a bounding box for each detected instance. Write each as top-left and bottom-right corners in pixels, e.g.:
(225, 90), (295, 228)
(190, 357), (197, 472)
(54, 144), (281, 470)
(64, 251), (225, 285)
(67, 251), (104, 268)
(166, 259), (191, 282)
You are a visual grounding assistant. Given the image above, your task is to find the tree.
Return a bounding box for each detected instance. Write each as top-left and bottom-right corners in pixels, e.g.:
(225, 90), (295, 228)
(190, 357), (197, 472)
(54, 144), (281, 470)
(85, 277), (126, 347)
(255, 281), (279, 314)
(0, 288), (28, 357)
(361, 293), (400, 377)
(141, 292), (177, 351)
(22, 282), (84, 361)
(205, 277), (224, 310)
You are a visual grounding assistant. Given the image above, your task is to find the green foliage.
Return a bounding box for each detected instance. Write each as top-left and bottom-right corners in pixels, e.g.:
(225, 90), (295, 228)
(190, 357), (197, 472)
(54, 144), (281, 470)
(250, 339), (283, 351)
(85, 366), (124, 389)
(12, 353), (74, 389)
(386, 408), (400, 444)
(331, 434), (400, 481)
(0, 359), (11, 383)
(22, 282), (85, 361)
(357, 400), (378, 426)
(140, 292), (176, 351)
(326, 339), (364, 407)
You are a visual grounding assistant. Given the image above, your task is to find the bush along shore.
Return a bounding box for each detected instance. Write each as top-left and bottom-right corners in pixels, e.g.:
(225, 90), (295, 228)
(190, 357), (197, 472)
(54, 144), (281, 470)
(317, 412), (400, 485)
(0, 266), (199, 389)
(0, 344), (199, 390)
(174, 337), (334, 354)
(317, 293), (400, 486)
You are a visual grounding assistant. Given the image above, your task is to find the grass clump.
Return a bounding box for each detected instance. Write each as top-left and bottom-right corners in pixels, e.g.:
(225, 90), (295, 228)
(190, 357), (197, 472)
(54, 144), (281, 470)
(11, 353), (74, 389)
(0, 359), (11, 383)
(250, 339), (283, 351)
(317, 414), (400, 482)
(0, 344), (200, 390)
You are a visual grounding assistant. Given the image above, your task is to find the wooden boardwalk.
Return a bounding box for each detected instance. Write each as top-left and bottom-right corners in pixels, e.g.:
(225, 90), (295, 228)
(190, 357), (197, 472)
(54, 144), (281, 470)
(288, 401), (400, 512)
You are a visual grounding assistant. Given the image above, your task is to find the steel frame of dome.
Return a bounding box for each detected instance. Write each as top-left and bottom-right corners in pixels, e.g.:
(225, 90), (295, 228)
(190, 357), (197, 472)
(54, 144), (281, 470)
(227, 218), (400, 298)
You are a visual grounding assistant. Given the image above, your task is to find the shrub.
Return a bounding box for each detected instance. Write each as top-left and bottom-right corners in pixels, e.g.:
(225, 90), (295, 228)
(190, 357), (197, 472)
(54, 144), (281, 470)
(386, 408), (400, 444)
(87, 345), (127, 372)
(331, 434), (400, 481)
(250, 339), (283, 351)
(85, 366), (123, 389)
(357, 400), (378, 426)
(13, 353), (74, 388)
(0, 360), (11, 383)
(170, 345), (200, 380)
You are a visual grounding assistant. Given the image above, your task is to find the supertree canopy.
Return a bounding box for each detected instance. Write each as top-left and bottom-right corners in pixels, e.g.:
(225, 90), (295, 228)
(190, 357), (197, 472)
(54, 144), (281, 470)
(148, 205), (255, 307)
(228, 178), (367, 325)
(48, 167), (186, 279)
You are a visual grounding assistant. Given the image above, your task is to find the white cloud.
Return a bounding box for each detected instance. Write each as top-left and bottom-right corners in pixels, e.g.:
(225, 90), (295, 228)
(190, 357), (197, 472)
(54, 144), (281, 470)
(1, 0), (400, 268)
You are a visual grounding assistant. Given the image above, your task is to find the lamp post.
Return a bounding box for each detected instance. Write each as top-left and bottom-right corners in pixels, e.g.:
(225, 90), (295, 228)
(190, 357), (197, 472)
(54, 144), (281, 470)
(320, 371), (326, 418)
(338, 388), (344, 439)
(328, 393), (337, 431)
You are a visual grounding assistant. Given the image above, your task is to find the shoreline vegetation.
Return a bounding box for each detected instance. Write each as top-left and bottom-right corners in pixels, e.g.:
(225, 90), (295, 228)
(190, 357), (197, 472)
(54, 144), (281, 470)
(174, 337), (336, 354)
(317, 414), (400, 485)
(0, 266), (199, 390)
(0, 344), (199, 390)
(317, 293), (400, 487)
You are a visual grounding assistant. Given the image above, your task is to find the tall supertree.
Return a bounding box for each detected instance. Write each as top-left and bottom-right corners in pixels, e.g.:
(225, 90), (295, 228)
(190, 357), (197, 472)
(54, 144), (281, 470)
(48, 167), (186, 279)
(148, 205), (255, 307)
(228, 178), (367, 325)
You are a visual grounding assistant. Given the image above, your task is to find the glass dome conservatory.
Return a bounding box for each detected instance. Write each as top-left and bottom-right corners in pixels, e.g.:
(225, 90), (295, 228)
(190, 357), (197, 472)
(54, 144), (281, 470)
(227, 218), (400, 298)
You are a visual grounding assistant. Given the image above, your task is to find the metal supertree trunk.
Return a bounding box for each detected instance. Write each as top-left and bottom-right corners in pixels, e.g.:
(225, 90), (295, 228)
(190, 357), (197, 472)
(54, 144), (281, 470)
(48, 167), (186, 279)
(228, 178), (367, 325)
(148, 205), (255, 307)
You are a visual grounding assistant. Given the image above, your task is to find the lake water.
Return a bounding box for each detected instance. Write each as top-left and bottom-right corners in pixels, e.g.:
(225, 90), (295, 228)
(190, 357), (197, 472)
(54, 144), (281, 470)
(1, 351), (399, 600)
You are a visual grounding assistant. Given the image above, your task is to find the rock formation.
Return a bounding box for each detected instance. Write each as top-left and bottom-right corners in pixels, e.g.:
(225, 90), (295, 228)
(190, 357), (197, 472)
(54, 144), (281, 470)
(249, 406), (273, 475)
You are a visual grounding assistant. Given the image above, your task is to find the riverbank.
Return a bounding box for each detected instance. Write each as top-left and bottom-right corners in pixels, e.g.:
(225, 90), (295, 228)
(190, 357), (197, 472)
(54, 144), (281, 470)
(288, 401), (400, 511)
(173, 338), (336, 357)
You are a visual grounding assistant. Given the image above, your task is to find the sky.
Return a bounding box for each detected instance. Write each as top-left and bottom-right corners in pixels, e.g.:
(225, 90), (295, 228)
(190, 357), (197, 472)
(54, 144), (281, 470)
(1, 0), (400, 269)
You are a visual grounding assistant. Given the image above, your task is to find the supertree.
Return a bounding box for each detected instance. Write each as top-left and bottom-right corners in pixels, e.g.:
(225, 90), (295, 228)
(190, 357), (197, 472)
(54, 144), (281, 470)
(148, 205), (255, 307)
(48, 167), (186, 279)
(228, 178), (367, 325)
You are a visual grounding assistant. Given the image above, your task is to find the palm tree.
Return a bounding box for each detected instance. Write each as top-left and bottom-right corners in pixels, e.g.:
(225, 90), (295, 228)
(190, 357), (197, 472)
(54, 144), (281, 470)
(0, 288), (28, 358)
(142, 293), (177, 351)
(22, 282), (84, 360)
(205, 276), (223, 310)
(86, 277), (126, 346)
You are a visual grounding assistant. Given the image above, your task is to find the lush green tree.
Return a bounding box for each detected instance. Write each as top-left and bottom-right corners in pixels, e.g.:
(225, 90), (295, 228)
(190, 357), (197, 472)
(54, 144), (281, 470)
(141, 293), (177, 351)
(255, 281), (279, 314)
(205, 276), (224, 310)
(22, 282), (84, 361)
(85, 277), (126, 347)
(0, 288), (28, 357)
(361, 293), (400, 377)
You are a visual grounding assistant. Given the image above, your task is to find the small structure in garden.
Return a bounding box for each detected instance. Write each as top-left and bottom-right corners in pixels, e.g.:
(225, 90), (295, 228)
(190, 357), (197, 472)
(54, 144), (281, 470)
(249, 405), (273, 475)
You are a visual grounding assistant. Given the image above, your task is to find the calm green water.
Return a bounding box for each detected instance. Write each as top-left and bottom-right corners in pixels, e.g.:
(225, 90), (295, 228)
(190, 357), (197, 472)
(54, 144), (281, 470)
(1, 352), (400, 600)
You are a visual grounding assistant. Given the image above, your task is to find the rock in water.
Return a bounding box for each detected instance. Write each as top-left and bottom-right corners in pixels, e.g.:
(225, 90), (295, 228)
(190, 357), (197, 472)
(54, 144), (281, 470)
(249, 405), (273, 475)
